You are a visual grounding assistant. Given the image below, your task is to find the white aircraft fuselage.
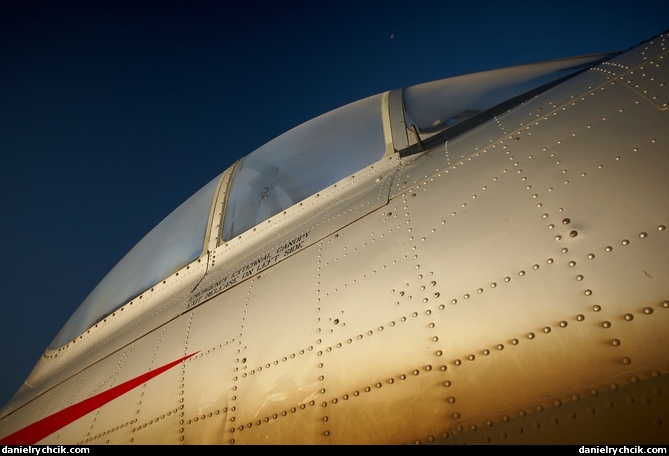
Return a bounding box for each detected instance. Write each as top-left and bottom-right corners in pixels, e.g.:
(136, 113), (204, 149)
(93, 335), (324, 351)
(1, 31), (668, 445)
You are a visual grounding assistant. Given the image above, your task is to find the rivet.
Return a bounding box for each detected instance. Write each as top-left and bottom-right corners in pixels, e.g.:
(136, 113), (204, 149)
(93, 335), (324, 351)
(663, 301), (669, 308)
(547, 258), (554, 264)
(585, 289), (592, 296)
(622, 357), (632, 365)
(643, 307), (653, 314)
(612, 339), (621, 346)
(639, 232), (647, 238)
(605, 246), (613, 252)
(569, 261), (576, 267)
(512, 339), (519, 345)
(621, 239), (629, 246)
(562, 218), (571, 225)
(483, 349), (490, 355)
(658, 225), (666, 231)
(454, 359), (461, 366)
(497, 344), (504, 350)
(576, 275), (584, 281)
(543, 327), (551, 333)
(528, 333), (535, 339)
(570, 230), (578, 237)
(587, 253), (595, 259)
(560, 321), (568, 327)
(624, 314), (634, 321)
(577, 314), (585, 321)
(593, 305), (601, 312)
(602, 321), (611, 328)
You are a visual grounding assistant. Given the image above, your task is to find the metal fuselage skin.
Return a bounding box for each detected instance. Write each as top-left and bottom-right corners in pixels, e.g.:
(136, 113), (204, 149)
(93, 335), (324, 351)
(1, 34), (668, 445)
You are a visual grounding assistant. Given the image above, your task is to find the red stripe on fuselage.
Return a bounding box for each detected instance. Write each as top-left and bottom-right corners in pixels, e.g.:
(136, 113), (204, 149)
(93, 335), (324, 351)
(0, 352), (199, 444)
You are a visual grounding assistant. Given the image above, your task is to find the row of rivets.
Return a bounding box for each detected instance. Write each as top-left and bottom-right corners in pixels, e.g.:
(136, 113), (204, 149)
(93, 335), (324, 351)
(439, 300), (639, 372)
(600, 226), (665, 254)
(227, 282), (257, 432)
(442, 258), (554, 306)
(81, 417), (139, 443)
(465, 370), (665, 444)
(231, 359), (447, 440)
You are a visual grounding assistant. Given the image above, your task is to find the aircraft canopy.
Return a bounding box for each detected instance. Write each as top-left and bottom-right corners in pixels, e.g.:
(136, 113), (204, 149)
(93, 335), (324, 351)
(49, 52), (613, 349)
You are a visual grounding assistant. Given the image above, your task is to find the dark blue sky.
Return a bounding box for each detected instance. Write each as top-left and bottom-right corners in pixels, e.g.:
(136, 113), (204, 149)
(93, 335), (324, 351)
(0, 0), (666, 408)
